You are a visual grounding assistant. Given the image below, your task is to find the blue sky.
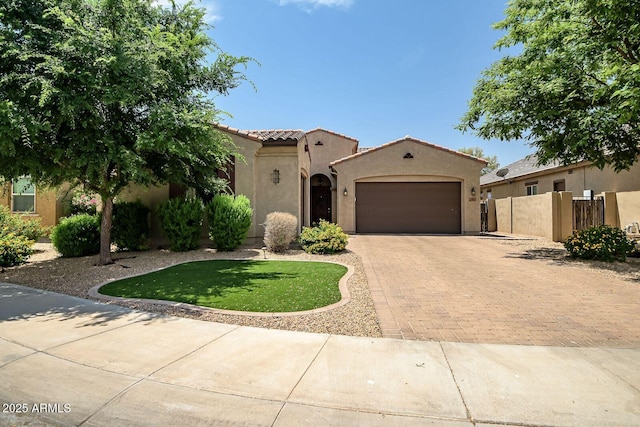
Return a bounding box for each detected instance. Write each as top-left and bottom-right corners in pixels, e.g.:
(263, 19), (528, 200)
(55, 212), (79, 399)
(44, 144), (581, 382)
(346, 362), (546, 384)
(194, 0), (529, 166)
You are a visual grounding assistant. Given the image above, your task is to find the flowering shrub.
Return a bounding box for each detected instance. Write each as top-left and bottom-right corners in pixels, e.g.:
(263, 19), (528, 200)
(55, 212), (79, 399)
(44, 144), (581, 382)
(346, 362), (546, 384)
(299, 220), (348, 254)
(564, 225), (636, 262)
(263, 212), (297, 252)
(71, 192), (99, 215)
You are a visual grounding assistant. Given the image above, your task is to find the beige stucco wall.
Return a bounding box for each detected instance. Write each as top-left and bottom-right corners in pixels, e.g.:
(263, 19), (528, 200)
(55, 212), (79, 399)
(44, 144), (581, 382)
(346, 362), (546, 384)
(331, 139), (484, 234)
(0, 184), (63, 229)
(254, 146), (301, 236)
(495, 192), (573, 241)
(306, 129), (358, 224)
(483, 161), (640, 199)
(616, 190), (640, 230)
(495, 198), (512, 234)
(118, 183), (170, 240)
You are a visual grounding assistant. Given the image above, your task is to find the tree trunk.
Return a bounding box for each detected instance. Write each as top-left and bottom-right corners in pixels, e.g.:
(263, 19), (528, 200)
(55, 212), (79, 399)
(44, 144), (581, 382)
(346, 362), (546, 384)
(99, 196), (114, 265)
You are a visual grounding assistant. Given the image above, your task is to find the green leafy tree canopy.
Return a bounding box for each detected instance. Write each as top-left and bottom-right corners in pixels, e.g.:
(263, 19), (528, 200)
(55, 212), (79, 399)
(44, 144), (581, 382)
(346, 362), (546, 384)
(458, 0), (640, 172)
(0, 0), (252, 264)
(458, 146), (499, 175)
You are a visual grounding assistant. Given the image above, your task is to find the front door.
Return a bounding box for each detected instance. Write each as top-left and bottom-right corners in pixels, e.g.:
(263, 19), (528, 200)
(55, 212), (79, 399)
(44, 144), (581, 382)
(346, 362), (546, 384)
(311, 186), (331, 224)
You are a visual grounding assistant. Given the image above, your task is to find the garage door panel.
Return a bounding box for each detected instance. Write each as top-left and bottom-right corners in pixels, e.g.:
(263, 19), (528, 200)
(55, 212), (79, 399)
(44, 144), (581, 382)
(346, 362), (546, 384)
(355, 182), (461, 233)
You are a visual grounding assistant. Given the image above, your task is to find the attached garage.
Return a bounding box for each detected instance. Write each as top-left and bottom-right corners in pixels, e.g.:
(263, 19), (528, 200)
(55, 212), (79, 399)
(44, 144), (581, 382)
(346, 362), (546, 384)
(355, 182), (461, 233)
(330, 136), (486, 235)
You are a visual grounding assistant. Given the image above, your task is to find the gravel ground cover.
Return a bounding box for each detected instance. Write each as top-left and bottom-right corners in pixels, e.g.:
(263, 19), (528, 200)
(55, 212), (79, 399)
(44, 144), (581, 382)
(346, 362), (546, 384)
(1, 234), (638, 340)
(0, 242), (383, 338)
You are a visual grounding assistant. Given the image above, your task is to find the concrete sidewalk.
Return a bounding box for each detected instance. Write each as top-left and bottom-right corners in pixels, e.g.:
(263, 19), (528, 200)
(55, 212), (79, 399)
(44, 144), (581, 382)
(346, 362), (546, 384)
(1, 283), (639, 427)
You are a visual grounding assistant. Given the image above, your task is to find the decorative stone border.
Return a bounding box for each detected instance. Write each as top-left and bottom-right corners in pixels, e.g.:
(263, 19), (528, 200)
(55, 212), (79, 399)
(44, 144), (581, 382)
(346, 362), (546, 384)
(88, 259), (353, 317)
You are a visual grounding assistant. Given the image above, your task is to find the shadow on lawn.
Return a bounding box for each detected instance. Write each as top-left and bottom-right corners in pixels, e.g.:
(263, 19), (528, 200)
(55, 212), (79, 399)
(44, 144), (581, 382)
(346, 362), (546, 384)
(101, 260), (300, 302)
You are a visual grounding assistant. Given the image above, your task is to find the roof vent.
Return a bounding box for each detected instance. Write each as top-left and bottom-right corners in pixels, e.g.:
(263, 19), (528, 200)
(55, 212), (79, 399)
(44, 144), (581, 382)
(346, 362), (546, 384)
(315, 141), (323, 146)
(403, 153), (414, 159)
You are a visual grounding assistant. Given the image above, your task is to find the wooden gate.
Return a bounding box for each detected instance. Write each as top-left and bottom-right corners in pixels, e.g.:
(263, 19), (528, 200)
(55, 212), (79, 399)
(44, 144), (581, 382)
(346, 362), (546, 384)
(572, 198), (604, 232)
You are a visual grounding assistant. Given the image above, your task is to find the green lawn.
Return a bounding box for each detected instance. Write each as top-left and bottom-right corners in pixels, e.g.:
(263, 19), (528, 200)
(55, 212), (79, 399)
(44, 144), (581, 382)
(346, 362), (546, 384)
(99, 260), (347, 312)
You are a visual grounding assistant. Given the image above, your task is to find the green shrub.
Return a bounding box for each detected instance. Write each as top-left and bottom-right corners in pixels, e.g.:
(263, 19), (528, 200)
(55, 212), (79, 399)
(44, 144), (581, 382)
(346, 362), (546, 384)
(50, 214), (101, 257)
(0, 205), (47, 241)
(564, 225), (636, 262)
(112, 200), (150, 251)
(207, 194), (253, 251)
(157, 197), (203, 251)
(263, 211), (298, 252)
(0, 233), (34, 267)
(299, 220), (348, 254)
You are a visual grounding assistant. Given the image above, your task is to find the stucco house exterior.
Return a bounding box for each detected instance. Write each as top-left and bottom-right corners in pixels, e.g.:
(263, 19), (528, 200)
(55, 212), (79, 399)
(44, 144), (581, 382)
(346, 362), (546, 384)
(480, 154), (640, 200)
(2, 126), (487, 240)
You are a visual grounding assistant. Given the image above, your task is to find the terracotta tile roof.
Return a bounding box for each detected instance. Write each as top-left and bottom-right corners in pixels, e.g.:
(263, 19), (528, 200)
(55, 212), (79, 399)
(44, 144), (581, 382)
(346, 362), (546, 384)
(213, 124), (264, 142)
(306, 127), (359, 143)
(330, 136), (488, 166)
(246, 129), (306, 143)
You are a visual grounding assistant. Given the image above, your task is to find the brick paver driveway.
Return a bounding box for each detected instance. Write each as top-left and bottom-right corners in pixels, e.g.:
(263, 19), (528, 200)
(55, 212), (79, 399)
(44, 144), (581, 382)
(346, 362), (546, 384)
(349, 235), (640, 347)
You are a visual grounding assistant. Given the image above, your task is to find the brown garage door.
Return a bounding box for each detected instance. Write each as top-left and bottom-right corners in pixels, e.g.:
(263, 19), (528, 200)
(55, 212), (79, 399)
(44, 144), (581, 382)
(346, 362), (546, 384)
(355, 182), (461, 233)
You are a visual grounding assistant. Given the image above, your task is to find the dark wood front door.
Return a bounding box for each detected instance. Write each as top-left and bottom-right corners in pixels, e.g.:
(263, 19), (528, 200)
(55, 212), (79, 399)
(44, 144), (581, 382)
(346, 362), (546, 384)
(311, 186), (331, 224)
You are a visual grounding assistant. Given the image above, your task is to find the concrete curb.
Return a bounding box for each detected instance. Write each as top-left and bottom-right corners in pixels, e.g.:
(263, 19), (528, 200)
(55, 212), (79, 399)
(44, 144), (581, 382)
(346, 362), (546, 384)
(88, 258), (353, 317)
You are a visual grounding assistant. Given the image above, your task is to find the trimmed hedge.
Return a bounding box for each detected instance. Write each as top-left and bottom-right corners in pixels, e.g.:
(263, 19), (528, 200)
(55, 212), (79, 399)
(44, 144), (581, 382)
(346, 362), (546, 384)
(50, 214), (101, 257)
(112, 200), (150, 251)
(157, 197), (203, 251)
(564, 225), (636, 262)
(299, 220), (348, 254)
(207, 194), (253, 251)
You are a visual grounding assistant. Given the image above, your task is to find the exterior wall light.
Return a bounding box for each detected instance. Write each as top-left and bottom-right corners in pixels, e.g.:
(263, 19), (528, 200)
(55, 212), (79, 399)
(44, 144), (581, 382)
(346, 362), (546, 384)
(271, 169), (280, 184)
(471, 186), (476, 196)
(343, 188), (348, 196)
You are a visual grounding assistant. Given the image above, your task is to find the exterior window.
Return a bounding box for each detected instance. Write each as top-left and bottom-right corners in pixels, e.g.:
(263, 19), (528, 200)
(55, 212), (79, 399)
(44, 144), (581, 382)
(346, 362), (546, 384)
(526, 184), (538, 196)
(12, 177), (36, 213)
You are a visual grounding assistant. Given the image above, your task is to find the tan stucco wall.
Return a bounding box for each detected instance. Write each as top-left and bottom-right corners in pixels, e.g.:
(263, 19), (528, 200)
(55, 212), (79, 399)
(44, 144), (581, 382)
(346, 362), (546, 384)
(228, 133), (261, 237)
(483, 161), (640, 199)
(0, 184), (63, 229)
(118, 183), (170, 240)
(495, 198), (512, 234)
(495, 192), (573, 241)
(331, 139), (484, 234)
(616, 190), (640, 229)
(254, 146), (301, 236)
(307, 129), (357, 224)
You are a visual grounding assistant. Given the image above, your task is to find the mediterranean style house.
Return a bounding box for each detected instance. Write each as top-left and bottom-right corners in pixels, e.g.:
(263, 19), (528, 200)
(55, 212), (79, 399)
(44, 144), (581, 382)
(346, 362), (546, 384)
(2, 126), (487, 240)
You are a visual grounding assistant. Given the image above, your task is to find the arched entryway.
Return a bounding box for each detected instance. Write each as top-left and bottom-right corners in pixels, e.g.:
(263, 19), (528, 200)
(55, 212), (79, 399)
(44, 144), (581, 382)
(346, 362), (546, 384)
(311, 174), (332, 224)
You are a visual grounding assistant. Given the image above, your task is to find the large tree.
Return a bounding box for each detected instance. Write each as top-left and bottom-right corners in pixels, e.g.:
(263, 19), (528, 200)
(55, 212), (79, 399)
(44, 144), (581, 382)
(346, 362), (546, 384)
(0, 0), (251, 264)
(458, 146), (499, 175)
(458, 0), (640, 172)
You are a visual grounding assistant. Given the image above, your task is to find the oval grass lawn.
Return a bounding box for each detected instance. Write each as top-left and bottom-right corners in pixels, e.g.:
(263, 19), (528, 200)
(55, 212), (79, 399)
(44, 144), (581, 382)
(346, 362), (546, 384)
(98, 260), (348, 313)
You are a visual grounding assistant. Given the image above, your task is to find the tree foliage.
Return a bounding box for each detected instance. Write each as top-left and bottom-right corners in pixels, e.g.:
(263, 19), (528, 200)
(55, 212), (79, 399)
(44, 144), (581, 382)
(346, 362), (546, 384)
(458, 146), (499, 175)
(0, 0), (251, 264)
(458, 0), (640, 172)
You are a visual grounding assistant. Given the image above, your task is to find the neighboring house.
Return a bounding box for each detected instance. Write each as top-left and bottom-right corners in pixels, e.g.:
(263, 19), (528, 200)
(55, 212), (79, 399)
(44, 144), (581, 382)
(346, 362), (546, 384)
(0, 178), (64, 228)
(480, 154), (640, 200)
(4, 126), (487, 240)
